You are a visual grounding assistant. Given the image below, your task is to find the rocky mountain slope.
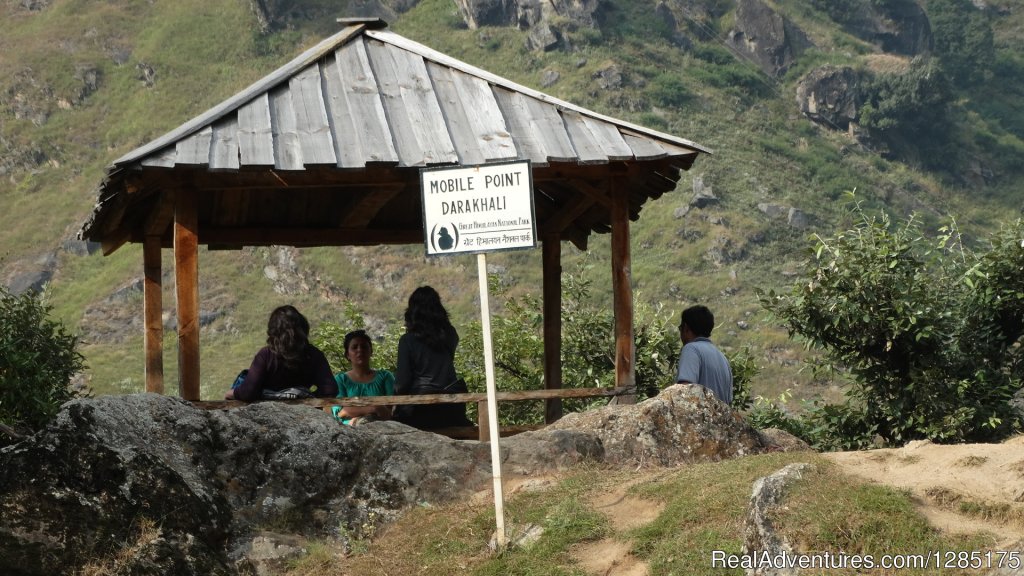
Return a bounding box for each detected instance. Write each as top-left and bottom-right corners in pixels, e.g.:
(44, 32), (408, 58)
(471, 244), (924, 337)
(1, 0), (1021, 399)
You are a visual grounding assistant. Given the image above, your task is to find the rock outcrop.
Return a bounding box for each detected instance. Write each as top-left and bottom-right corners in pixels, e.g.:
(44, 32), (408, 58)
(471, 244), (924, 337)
(547, 384), (763, 466)
(248, 0), (421, 32)
(0, 385), (767, 574)
(453, 0), (601, 51)
(742, 463), (814, 576)
(825, 0), (932, 56)
(727, 0), (811, 78)
(796, 65), (862, 130)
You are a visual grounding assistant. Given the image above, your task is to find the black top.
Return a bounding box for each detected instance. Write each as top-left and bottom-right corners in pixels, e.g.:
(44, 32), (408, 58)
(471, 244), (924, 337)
(395, 328), (459, 395)
(234, 345), (338, 401)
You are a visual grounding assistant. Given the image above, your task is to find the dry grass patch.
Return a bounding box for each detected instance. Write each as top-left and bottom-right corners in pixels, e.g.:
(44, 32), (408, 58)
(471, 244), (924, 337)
(954, 455), (989, 468)
(925, 487), (1024, 529)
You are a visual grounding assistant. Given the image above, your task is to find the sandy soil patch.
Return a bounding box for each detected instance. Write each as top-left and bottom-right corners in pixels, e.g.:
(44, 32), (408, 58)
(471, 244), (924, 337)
(825, 435), (1024, 548)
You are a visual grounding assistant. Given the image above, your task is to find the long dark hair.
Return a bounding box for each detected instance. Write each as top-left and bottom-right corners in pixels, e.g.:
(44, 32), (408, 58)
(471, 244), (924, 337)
(267, 305), (310, 370)
(404, 286), (454, 351)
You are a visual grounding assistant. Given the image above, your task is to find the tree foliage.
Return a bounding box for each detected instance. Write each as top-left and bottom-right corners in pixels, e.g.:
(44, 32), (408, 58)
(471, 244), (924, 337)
(456, 266), (682, 425)
(859, 59), (952, 138)
(759, 200), (1024, 446)
(926, 0), (995, 87)
(0, 287), (84, 435)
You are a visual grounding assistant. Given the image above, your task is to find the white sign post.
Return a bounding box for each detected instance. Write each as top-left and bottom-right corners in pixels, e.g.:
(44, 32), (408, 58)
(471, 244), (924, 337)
(421, 161), (535, 549)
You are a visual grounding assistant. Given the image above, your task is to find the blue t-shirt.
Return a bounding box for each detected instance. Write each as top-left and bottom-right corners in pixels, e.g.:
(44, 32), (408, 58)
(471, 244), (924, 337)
(676, 338), (733, 405)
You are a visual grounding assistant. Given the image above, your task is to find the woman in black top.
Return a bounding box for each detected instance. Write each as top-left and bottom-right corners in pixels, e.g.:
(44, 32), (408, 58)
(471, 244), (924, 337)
(394, 286), (471, 429)
(226, 305), (337, 401)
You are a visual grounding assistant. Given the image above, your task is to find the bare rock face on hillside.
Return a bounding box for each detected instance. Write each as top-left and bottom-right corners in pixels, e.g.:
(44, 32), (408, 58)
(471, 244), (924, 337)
(248, 0), (421, 32)
(454, 0), (599, 29)
(825, 0), (932, 56)
(0, 386), (767, 574)
(453, 0), (600, 51)
(726, 0), (811, 78)
(796, 65), (862, 130)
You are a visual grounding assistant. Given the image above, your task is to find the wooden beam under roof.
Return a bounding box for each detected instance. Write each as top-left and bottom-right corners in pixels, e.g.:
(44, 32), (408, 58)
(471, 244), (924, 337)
(339, 187), (402, 227)
(187, 227), (422, 247)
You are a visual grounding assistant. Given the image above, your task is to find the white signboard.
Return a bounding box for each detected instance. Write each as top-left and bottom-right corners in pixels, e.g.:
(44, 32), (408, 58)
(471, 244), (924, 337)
(420, 161), (535, 256)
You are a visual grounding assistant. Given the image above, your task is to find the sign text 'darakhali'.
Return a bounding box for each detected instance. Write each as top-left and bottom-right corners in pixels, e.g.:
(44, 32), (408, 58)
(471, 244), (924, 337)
(421, 161), (536, 256)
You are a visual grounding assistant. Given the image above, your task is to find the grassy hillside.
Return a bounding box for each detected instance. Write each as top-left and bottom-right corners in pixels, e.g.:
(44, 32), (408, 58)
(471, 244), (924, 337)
(281, 453), (997, 576)
(2, 0), (1022, 402)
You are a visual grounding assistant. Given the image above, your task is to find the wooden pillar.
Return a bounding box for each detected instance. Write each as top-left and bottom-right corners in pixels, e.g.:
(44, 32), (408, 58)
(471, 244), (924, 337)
(610, 177), (636, 401)
(477, 400), (490, 442)
(143, 236), (164, 394)
(174, 190), (201, 400)
(542, 234), (563, 423)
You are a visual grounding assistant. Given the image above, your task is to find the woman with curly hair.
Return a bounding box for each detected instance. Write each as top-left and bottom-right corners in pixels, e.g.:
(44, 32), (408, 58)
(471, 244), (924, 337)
(394, 286), (471, 429)
(226, 305), (337, 401)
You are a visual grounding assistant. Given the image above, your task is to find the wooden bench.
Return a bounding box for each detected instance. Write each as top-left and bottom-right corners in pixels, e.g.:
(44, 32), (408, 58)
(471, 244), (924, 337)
(194, 386), (635, 441)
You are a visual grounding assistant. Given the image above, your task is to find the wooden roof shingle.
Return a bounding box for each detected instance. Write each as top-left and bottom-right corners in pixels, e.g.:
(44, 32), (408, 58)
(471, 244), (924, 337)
(81, 17), (710, 253)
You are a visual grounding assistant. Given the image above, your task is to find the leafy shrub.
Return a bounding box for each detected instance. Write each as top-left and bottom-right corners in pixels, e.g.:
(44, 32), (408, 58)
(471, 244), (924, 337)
(0, 287), (84, 434)
(759, 199), (1024, 445)
(859, 59), (952, 139)
(926, 0), (994, 86)
(746, 392), (878, 451)
(726, 347), (759, 411)
(313, 301), (401, 373)
(458, 266), (681, 425)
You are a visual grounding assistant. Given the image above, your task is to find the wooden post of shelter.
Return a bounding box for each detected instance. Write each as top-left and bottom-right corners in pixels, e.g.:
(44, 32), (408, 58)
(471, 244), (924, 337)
(174, 189), (201, 401)
(542, 234), (563, 423)
(143, 235), (164, 394)
(610, 175), (636, 401)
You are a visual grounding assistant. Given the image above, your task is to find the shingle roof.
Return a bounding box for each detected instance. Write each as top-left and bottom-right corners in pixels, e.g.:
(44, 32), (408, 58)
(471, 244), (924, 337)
(81, 18), (710, 252)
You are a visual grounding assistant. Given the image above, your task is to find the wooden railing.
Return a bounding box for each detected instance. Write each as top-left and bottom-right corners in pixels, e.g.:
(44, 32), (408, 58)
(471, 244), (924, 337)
(192, 386), (635, 441)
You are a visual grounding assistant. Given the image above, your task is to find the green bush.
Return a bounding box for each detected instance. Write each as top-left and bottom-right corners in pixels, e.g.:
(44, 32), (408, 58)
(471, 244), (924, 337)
(457, 266), (681, 425)
(726, 347), (759, 411)
(314, 302), (401, 374)
(859, 59), (952, 139)
(759, 199), (1024, 446)
(926, 0), (994, 86)
(0, 287), (85, 434)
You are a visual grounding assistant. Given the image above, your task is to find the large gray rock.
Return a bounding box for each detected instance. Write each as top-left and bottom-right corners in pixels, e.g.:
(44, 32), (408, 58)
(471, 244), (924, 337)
(726, 0), (811, 78)
(248, 0), (421, 32)
(796, 66), (862, 130)
(454, 0), (599, 51)
(743, 463), (813, 576)
(824, 0), (931, 56)
(454, 0), (599, 29)
(547, 384), (764, 466)
(0, 386), (766, 574)
(3, 252), (57, 295)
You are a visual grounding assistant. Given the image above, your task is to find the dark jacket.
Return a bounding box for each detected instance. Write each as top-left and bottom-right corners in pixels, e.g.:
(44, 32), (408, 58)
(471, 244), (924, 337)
(395, 329), (459, 395)
(234, 345), (337, 401)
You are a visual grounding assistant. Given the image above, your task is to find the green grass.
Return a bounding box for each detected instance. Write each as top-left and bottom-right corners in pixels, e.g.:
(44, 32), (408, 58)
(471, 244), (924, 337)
(286, 453), (998, 576)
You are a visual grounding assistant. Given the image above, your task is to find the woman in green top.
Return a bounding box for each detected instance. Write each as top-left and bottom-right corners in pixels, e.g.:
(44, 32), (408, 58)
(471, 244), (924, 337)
(333, 329), (395, 425)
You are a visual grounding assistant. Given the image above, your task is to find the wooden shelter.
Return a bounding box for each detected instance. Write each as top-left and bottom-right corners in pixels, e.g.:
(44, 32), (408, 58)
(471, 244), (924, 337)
(79, 18), (710, 416)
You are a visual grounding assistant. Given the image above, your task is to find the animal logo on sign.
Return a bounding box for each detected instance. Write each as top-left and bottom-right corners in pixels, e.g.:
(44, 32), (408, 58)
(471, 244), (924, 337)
(430, 222), (459, 252)
(437, 227), (454, 250)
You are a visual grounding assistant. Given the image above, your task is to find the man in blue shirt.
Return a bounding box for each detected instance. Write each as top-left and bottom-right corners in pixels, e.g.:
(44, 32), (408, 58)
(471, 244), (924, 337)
(676, 305), (733, 405)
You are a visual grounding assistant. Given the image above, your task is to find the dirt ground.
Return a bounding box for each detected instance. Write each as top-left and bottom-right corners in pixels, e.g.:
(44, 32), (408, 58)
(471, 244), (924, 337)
(562, 436), (1024, 575)
(825, 435), (1024, 549)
